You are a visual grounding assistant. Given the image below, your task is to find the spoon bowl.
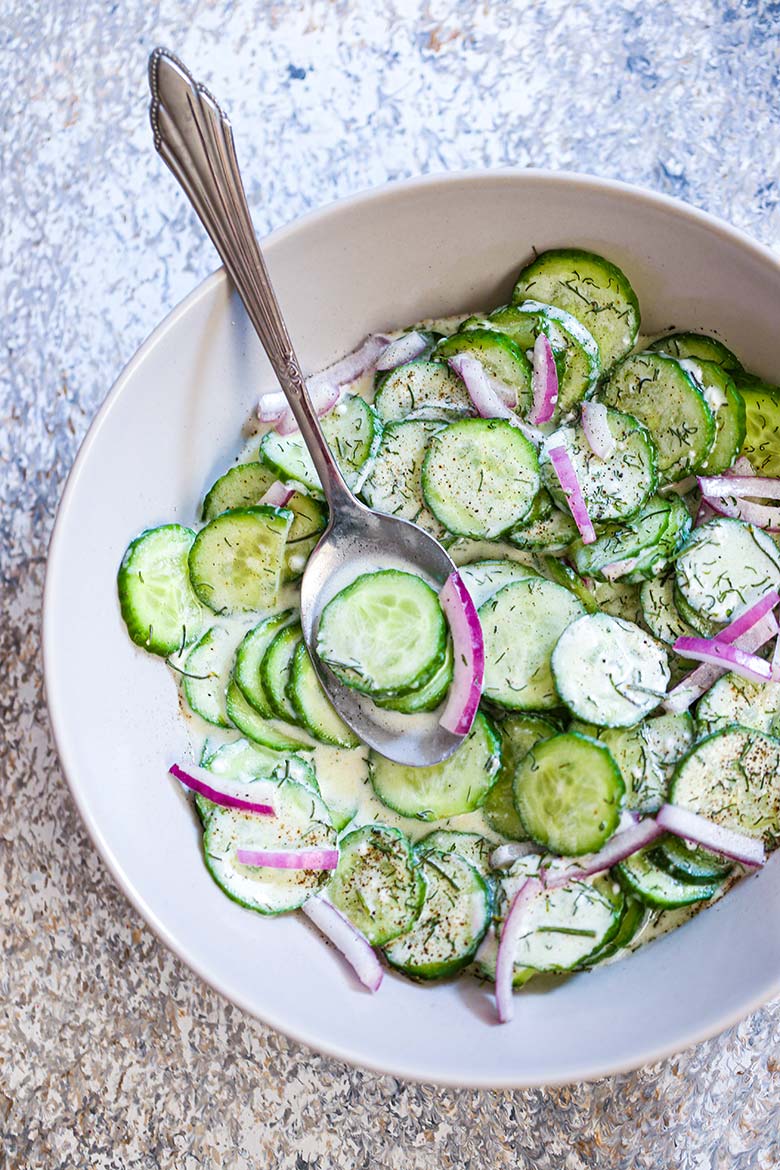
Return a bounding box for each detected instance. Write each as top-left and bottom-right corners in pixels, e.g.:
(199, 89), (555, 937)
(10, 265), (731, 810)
(149, 48), (468, 764)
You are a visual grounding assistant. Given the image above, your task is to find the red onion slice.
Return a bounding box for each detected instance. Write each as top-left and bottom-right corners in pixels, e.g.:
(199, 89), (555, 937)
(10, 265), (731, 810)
(664, 611), (779, 713)
(581, 401), (616, 460)
(257, 390), (288, 422)
(259, 481), (296, 508)
(700, 493), (780, 531)
(529, 333), (558, 426)
(236, 847), (339, 870)
(375, 331), (429, 371)
(699, 473), (780, 530)
(601, 556), (639, 581)
(660, 476), (697, 497)
(489, 841), (540, 869)
(717, 587), (780, 643)
(495, 877), (545, 1024)
(547, 443), (596, 544)
(169, 763), (275, 817)
(438, 571), (485, 736)
(275, 382), (341, 436)
(446, 354), (547, 442)
(656, 803), (765, 867)
(673, 636), (775, 684)
(542, 817), (664, 889)
(302, 896), (384, 992)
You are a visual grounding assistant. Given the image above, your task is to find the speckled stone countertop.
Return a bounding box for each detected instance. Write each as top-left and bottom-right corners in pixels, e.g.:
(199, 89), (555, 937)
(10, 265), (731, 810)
(4, 2), (780, 1166)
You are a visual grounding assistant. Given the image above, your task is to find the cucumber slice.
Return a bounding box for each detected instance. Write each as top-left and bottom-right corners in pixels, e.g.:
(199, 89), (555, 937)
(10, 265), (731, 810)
(674, 517), (780, 625)
(578, 894), (648, 968)
(553, 612), (669, 727)
(202, 780), (336, 914)
(226, 679), (314, 751)
(233, 611), (297, 717)
(326, 825), (425, 946)
(369, 711), (501, 820)
(288, 642), (361, 748)
(383, 851), (491, 980)
(259, 394), (382, 496)
(673, 358), (746, 475)
(595, 713), (694, 815)
(422, 418), (540, 539)
(182, 625), (238, 727)
(260, 624), (302, 724)
(483, 714), (558, 840)
(696, 671), (780, 737)
(653, 834), (733, 882)
(360, 418), (448, 540)
(615, 847), (720, 909)
(117, 524), (205, 657)
(202, 461), (276, 521)
(512, 248), (640, 369)
(538, 557), (600, 612)
(433, 329), (533, 413)
(317, 569), (446, 699)
(517, 486), (555, 526)
(283, 493), (327, 580)
(415, 829), (494, 875)
(598, 352), (715, 483)
(672, 580), (723, 638)
(307, 744), (369, 832)
(189, 506), (292, 614)
(572, 496), (671, 580)
(540, 409), (657, 523)
(479, 578), (585, 710)
(640, 574), (698, 645)
(670, 727), (780, 848)
(589, 578), (644, 625)
(373, 360), (471, 422)
(509, 505), (580, 553)
(197, 740), (317, 825)
(513, 732), (624, 855)
(471, 300), (601, 419)
(376, 638), (454, 714)
(458, 558), (540, 609)
(740, 379), (780, 477)
(648, 331), (743, 376)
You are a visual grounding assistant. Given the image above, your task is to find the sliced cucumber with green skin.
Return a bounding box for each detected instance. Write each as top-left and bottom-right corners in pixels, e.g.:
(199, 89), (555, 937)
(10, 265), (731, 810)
(672, 358), (746, 476)
(283, 493), (327, 581)
(578, 895), (648, 968)
(641, 574), (698, 645)
(615, 847), (720, 909)
(373, 360), (472, 422)
(422, 418), (540, 540)
(383, 851), (492, 980)
(202, 461), (276, 521)
(672, 580), (722, 638)
(360, 418), (448, 541)
(648, 331), (743, 376)
(696, 671), (780, 738)
(260, 394), (382, 496)
(433, 329), (533, 413)
(538, 557), (600, 612)
(472, 928), (537, 989)
(182, 625), (239, 728)
(376, 639), (454, 714)
(517, 486), (555, 527)
(317, 569), (446, 699)
(326, 825), (425, 946)
(370, 711), (501, 820)
(203, 780), (336, 914)
(590, 578), (644, 625)
(740, 378), (780, 477)
(480, 578), (585, 710)
(653, 834), (732, 882)
(117, 524), (205, 657)
(233, 611), (297, 717)
(674, 517), (780, 625)
(593, 712), (693, 814)
(189, 506), (293, 615)
(197, 740), (317, 825)
(514, 732), (625, 855)
(552, 613), (670, 728)
(226, 679), (314, 751)
(288, 642), (360, 748)
(669, 727), (780, 848)
(457, 558), (540, 609)
(597, 352), (715, 484)
(509, 505), (580, 553)
(622, 495), (692, 584)
(572, 496), (670, 580)
(415, 830), (494, 876)
(260, 624), (303, 724)
(512, 248), (640, 369)
(540, 409), (657, 523)
(483, 714), (558, 840)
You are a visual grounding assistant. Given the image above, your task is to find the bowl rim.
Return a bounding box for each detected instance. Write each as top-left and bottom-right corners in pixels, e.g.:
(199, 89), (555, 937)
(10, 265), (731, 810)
(43, 167), (780, 1087)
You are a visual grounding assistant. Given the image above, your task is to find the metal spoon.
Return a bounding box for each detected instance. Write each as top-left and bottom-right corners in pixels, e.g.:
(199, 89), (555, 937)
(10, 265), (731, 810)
(148, 48), (463, 765)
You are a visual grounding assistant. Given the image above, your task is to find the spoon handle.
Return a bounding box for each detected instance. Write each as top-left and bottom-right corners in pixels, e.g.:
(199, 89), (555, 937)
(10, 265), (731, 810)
(148, 47), (353, 508)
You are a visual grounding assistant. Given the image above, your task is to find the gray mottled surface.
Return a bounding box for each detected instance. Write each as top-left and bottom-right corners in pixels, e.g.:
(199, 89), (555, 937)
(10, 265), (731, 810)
(3, 1), (780, 1166)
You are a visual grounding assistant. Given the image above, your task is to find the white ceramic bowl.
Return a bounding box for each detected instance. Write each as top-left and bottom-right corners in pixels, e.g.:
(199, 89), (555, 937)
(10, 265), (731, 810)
(44, 171), (780, 1087)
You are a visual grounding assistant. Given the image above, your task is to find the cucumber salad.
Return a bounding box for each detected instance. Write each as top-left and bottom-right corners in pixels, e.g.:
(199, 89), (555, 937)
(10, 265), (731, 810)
(118, 247), (780, 1024)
